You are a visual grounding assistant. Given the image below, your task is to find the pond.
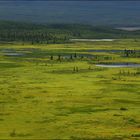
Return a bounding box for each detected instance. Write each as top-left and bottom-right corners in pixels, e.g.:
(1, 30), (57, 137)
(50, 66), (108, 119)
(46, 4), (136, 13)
(96, 63), (140, 68)
(87, 49), (140, 53)
(87, 49), (124, 53)
(116, 27), (140, 31)
(4, 53), (24, 56)
(1, 49), (24, 56)
(70, 39), (115, 42)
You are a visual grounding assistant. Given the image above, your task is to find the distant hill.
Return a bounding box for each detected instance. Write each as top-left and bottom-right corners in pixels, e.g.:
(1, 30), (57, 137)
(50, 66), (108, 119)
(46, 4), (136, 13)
(0, 1), (140, 26)
(0, 21), (140, 44)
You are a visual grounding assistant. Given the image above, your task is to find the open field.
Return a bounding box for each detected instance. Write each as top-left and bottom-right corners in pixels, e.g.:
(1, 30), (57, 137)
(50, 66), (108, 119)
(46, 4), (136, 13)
(0, 39), (140, 139)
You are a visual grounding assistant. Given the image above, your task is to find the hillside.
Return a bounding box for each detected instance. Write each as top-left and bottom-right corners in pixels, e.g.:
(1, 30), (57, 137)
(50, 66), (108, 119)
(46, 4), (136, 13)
(0, 21), (140, 44)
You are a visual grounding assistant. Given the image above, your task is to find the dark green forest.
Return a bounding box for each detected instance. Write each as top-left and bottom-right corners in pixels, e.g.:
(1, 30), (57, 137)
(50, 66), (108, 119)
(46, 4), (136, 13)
(0, 21), (140, 44)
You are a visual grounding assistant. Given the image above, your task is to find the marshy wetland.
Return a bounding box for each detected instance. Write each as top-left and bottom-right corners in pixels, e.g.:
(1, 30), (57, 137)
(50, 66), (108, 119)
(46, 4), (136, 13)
(0, 39), (140, 139)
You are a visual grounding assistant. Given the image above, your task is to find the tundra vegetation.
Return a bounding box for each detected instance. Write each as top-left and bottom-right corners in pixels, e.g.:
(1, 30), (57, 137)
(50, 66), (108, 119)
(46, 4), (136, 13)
(0, 22), (140, 139)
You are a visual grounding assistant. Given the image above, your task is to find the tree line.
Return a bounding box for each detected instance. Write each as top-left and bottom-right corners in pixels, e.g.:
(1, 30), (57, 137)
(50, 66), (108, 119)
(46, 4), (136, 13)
(0, 21), (140, 44)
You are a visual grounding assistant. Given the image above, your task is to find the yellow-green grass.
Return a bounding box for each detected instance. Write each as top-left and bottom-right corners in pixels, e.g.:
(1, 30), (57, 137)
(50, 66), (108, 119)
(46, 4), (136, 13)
(0, 39), (140, 139)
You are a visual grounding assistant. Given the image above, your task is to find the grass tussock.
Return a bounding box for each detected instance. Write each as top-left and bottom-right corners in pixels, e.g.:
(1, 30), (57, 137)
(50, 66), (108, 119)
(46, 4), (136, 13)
(0, 39), (140, 139)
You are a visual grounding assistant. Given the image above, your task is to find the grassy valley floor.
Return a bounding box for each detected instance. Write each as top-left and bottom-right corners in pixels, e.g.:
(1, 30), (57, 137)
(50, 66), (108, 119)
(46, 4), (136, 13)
(0, 39), (140, 139)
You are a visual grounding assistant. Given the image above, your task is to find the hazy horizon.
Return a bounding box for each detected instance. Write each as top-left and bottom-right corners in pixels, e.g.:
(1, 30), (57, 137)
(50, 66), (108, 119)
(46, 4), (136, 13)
(0, 1), (140, 26)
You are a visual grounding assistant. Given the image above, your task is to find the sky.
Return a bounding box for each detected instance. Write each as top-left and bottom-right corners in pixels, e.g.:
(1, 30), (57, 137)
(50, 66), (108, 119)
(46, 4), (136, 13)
(0, 0), (139, 26)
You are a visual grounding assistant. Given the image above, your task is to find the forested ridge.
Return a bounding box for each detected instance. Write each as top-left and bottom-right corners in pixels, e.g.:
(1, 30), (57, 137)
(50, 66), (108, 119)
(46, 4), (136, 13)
(0, 21), (140, 44)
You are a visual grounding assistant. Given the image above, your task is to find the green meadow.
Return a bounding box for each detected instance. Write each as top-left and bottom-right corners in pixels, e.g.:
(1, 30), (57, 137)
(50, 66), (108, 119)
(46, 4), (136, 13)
(0, 39), (140, 139)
